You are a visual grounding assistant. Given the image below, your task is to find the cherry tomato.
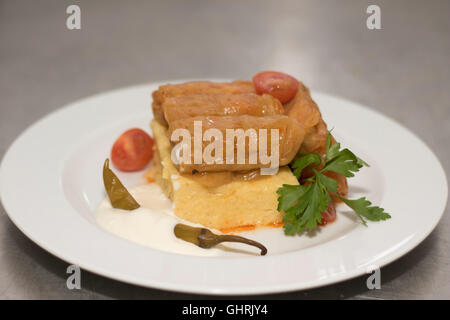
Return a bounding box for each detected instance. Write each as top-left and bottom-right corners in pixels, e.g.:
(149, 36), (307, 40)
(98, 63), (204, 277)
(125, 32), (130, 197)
(252, 71), (299, 104)
(318, 202), (337, 226)
(111, 128), (154, 172)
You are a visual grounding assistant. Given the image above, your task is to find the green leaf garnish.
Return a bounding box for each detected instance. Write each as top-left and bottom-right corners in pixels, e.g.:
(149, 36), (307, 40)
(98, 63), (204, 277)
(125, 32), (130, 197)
(338, 196), (391, 225)
(291, 153), (322, 178)
(321, 148), (363, 177)
(277, 132), (390, 235)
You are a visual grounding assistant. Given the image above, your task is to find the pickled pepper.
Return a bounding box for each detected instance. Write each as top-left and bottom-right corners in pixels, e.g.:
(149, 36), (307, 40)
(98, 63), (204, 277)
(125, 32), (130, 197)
(174, 224), (267, 255)
(103, 158), (140, 210)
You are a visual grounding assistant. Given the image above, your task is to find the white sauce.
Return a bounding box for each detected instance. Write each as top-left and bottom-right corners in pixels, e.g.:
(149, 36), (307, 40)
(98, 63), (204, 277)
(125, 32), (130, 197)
(96, 184), (221, 256)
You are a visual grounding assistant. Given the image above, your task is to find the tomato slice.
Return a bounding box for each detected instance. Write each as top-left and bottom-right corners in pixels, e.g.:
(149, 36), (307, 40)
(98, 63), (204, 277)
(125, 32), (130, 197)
(111, 128), (154, 172)
(252, 71), (299, 104)
(318, 201), (337, 226)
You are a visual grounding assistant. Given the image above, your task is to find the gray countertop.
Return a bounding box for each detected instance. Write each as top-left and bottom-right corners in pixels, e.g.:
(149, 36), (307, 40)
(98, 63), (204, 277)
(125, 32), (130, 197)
(0, 0), (449, 299)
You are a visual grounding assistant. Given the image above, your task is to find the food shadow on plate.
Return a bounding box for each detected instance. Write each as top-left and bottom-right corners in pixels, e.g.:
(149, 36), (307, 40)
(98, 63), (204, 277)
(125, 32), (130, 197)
(215, 244), (261, 256)
(338, 210), (361, 224)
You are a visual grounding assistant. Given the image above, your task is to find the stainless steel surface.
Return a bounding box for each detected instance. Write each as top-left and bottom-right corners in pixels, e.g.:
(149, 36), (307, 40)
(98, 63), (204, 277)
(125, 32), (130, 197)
(0, 0), (449, 299)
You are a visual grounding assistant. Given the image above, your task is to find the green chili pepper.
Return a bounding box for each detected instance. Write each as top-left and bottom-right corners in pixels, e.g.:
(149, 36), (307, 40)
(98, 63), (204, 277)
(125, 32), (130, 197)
(103, 158), (140, 210)
(174, 224), (267, 255)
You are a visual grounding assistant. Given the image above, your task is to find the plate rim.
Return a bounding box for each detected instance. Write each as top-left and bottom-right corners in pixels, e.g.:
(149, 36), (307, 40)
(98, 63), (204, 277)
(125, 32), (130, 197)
(0, 81), (448, 295)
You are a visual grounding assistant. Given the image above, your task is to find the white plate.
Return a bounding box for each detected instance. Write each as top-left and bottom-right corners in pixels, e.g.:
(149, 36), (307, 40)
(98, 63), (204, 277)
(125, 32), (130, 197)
(0, 82), (447, 295)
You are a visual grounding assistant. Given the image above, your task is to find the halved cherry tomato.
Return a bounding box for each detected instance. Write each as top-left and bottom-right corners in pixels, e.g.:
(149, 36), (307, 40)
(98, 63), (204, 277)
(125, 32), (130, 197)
(111, 128), (154, 172)
(252, 71), (299, 104)
(318, 201), (337, 226)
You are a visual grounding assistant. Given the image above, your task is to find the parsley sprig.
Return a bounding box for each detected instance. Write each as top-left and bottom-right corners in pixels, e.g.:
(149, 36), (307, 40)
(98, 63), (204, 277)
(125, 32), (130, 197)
(277, 133), (390, 235)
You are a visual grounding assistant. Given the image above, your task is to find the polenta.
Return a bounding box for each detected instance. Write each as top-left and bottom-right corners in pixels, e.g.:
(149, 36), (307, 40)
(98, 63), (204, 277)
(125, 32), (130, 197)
(146, 120), (299, 231)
